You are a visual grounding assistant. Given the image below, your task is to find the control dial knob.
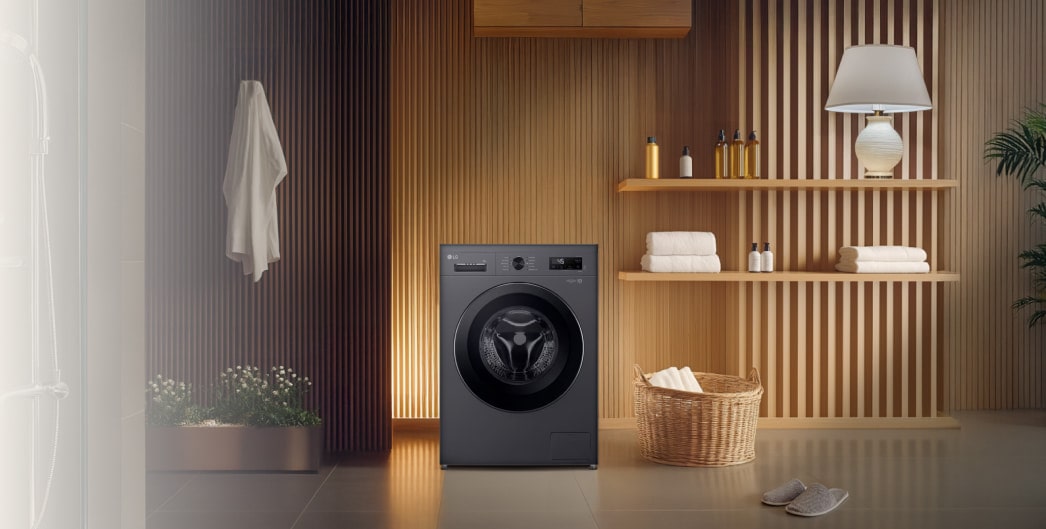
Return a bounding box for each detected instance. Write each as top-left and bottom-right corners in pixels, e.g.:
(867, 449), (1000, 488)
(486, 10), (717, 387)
(511, 256), (525, 270)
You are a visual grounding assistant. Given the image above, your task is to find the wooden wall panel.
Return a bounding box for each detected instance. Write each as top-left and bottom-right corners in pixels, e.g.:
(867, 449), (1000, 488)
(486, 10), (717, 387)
(940, 0), (1046, 409)
(392, 0), (949, 421)
(390, 0), (743, 419)
(146, 0), (391, 451)
(735, 0), (943, 419)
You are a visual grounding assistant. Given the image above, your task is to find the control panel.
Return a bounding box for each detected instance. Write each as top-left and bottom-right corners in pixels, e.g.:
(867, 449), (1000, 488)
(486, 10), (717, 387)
(441, 245), (594, 276)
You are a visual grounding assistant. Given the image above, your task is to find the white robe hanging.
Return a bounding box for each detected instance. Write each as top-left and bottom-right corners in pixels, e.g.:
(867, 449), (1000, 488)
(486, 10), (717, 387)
(222, 80), (288, 282)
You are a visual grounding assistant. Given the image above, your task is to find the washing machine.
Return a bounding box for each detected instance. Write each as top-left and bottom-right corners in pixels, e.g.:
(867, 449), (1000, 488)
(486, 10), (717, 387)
(440, 244), (598, 468)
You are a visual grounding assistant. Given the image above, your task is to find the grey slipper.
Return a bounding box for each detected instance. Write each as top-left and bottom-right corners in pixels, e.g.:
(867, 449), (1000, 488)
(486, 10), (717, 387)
(761, 478), (807, 506)
(784, 483), (848, 516)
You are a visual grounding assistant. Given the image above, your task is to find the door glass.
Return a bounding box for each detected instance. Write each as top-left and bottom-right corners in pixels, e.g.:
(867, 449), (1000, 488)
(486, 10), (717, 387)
(478, 307), (558, 383)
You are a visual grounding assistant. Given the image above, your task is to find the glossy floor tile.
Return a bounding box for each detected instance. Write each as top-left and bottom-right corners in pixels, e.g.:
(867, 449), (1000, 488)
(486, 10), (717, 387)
(147, 411), (1046, 529)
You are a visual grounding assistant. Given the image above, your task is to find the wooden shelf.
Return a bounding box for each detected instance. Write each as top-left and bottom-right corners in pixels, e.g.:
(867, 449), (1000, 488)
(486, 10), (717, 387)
(617, 178), (959, 192)
(618, 270), (960, 282)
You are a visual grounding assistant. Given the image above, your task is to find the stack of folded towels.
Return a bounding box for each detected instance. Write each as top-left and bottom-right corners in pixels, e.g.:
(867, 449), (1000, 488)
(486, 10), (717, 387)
(835, 246), (929, 273)
(641, 231), (722, 273)
(648, 366), (704, 393)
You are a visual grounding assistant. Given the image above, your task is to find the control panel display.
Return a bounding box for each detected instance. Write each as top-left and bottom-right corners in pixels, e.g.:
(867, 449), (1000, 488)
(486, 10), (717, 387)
(549, 257), (583, 271)
(454, 263), (487, 272)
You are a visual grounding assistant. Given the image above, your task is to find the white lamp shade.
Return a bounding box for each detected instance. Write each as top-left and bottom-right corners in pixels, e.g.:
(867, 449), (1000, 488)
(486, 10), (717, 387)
(825, 45), (932, 114)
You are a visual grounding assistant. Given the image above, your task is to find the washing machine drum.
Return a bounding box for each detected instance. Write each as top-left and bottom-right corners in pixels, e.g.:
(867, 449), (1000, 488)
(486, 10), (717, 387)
(454, 282), (584, 412)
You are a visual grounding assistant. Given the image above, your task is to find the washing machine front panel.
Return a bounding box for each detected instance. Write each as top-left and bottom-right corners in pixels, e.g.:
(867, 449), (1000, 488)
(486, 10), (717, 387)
(439, 244), (598, 467)
(454, 282), (583, 412)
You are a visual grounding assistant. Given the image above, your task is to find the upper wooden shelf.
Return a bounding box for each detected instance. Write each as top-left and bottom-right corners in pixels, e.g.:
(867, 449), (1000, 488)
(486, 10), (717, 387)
(618, 270), (960, 283)
(617, 178), (959, 192)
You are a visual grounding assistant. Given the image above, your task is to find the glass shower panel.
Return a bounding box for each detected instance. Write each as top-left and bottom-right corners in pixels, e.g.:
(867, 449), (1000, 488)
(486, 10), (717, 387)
(1, 1), (84, 528)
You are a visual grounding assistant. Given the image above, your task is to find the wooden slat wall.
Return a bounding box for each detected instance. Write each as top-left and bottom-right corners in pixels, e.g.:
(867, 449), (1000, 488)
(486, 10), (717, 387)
(392, 0), (952, 421)
(940, 0), (1046, 409)
(390, 0), (741, 420)
(146, 0), (391, 451)
(735, 0), (943, 419)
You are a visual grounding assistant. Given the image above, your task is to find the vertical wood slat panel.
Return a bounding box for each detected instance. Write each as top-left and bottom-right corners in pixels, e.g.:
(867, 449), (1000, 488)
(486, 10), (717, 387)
(736, 0), (940, 420)
(147, 0), (391, 451)
(941, 0), (1046, 410)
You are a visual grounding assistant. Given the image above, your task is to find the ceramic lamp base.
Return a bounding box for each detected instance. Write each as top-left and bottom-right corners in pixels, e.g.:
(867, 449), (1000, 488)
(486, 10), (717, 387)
(854, 115), (903, 178)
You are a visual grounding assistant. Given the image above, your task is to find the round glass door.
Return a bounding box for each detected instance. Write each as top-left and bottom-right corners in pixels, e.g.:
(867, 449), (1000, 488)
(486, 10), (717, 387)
(454, 283), (583, 412)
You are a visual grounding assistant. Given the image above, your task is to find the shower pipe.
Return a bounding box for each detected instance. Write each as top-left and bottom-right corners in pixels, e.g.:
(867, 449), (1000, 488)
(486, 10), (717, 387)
(0, 12), (67, 529)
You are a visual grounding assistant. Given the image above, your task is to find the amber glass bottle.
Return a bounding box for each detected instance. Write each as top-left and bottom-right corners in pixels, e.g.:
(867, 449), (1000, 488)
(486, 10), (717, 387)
(728, 129), (744, 179)
(744, 131), (760, 179)
(714, 130), (728, 179)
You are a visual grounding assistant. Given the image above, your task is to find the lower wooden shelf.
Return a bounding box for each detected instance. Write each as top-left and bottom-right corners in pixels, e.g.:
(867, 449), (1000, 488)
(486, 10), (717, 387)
(618, 270), (960, 282)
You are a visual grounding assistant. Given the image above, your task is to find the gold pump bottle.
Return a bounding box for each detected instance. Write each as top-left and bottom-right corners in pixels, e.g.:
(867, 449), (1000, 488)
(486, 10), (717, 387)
(728, 129), (744, 179)
(744, 131), (760, 179)
(645, 136), (659, 179)
(714, 130), (728, 179)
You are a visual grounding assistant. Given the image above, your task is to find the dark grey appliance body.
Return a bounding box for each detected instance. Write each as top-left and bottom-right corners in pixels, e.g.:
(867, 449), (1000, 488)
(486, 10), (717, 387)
(439, 244), (598, 468)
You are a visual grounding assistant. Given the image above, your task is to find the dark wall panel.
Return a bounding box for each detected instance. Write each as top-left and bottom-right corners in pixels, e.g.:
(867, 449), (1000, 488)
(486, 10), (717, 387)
(146, 0), (390, 451)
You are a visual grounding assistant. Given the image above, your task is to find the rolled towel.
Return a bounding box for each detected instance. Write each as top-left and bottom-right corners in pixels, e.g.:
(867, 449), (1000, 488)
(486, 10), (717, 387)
(641, 254), (722, 273)
(838, 245), (927, 263)
(646, 231), (717, 256)
(649, 366), (703, 393)
(649, 369), (682, 390)
(678, 366), (704, 393)
(835, 261), (930, 273)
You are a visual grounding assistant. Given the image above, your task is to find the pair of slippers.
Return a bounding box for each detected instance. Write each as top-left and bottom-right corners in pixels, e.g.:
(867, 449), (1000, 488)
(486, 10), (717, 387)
(761, 479), (848, 517)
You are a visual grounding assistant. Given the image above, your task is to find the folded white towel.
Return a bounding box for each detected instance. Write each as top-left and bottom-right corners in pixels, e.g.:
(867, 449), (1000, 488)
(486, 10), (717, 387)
(649, 366), (703, 393)
(641, 254), (722, 273)
(838, 246), (927, 263)
(646, 232), (717, 256)
(835, 261), (930, 273)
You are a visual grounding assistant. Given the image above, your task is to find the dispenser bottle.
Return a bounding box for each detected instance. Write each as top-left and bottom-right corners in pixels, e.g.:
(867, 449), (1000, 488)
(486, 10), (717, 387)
(679, 146), (693, 178)
(744, 131), (760, 179)
(761, 242), (774, 272)
(645, 137), (660, 179)
(729, 129), (744, 179)
(714, 130), (728, 179)
(748, 242), (761, 272)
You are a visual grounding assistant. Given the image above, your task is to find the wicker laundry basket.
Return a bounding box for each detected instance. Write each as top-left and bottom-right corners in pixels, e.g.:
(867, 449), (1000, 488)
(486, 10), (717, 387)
(633, 365), (763, 467)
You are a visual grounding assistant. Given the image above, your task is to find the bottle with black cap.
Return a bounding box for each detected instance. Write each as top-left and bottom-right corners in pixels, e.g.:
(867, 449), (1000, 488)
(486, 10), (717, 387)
(748, 242), (761, 272)
(679, 146), (693, 178)
(645, 136), (659, 179)
(761, 242), (774, 272)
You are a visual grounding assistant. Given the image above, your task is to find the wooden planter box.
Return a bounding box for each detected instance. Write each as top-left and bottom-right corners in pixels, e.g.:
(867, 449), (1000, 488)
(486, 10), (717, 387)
(147, 425), (323, 472)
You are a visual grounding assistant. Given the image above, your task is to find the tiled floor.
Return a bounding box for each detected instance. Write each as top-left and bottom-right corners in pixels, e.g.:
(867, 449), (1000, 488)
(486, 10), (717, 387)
(147, 411), (1046, 529)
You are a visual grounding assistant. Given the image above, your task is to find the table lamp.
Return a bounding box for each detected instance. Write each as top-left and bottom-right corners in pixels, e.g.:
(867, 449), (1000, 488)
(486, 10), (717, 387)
(825, 44), (932, 178)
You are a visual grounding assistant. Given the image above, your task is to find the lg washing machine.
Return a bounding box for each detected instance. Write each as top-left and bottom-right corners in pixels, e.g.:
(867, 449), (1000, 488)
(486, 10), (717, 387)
(439, 244), (598, 468)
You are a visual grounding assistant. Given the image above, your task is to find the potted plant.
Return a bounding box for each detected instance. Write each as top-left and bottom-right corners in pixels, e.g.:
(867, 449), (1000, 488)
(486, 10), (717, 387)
(146, 365), (323, 472)
(987, 102), (1046, 326)
(985, 103), (1046, 328)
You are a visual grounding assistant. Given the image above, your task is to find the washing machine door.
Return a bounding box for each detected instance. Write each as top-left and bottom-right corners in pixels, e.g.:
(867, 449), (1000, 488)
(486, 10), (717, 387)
(454, 282), (584, 412)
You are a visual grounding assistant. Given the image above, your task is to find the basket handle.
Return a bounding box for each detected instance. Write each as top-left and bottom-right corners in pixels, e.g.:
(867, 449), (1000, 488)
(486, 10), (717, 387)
(633, 364), (651, 386)
(747, 367), (761, 386)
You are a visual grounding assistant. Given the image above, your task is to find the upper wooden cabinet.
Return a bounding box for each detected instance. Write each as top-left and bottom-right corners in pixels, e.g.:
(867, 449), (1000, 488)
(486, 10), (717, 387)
(473, 0), (691, 38)
(473, 0), (583, 28)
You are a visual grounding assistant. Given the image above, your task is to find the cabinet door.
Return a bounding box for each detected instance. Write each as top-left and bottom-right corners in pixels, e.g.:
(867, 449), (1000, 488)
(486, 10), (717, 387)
(474, 0), (583, 27)
(583, 0), (691, 28)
